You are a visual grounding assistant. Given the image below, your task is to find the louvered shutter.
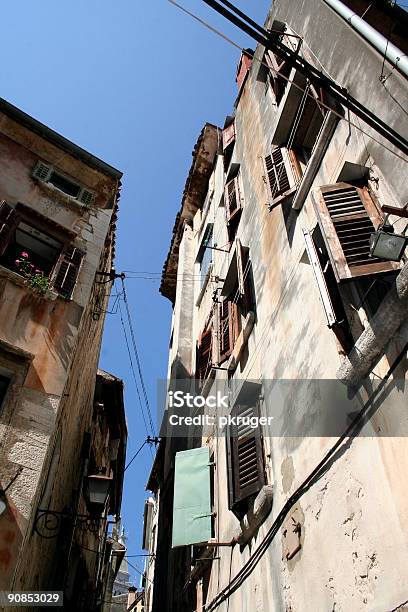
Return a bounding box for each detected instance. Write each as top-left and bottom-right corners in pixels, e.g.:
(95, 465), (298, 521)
(53, 246), (84, 299)
(0, 201), (19, 256)
(224, 176), (241, 223)
(32, 161), (52, 182)
(263, 148), (291, 206)
(218, 300), (232, 362)
(196, 328), (212, 382)
(79, 189), (95, 206)
(264, 50), (290, 104)
(313, 183), (401, 281)
(235, 238), (246, 300)
(222, 121), (236, 151)
(230, 404), (265, 505)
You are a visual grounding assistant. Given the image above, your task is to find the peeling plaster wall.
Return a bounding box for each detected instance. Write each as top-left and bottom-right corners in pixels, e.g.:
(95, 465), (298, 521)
(0, 111), (119, 593)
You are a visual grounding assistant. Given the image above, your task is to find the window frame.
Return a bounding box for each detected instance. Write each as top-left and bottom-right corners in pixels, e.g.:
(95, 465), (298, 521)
(0, 201), (84, 300)
(226, 402), (266, 518)
(263, 147), (300, 210)
(32, 160), (95, 206)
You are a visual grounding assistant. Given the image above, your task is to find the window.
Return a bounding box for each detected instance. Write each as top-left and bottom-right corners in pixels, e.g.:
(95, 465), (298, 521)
(198, 225), (213, 291)
(32, 161), (95, 205)
(0, 373), (10, 411)
(263, 147), (300, 209)
(226, 403), (265, 518)
(305, 182), (403, 350)
(222, 117), (236, 171)
(225, 173), (243, 242)
(0, 201), (84, 299)
(312, 182), (401, 281)
(196, 323), (213, 385)
(219, 239), (255, 365)
(264, 49), (291, 105)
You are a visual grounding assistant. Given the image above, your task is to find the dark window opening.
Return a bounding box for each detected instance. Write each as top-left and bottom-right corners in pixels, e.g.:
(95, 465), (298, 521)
(353, 272), (398, 319)
(264, 49), (292, 105)
(0, 374), (10, 411)
(312, 226), (354, 352)
(48, 171), (81, 198)
(1, 221), (62, 277)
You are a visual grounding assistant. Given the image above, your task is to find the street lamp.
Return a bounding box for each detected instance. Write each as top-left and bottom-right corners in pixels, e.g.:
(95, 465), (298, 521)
(86, 474), (112, 507)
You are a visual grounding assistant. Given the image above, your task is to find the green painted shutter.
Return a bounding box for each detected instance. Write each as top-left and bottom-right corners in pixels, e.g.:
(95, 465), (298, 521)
(172, 447), (212, 548)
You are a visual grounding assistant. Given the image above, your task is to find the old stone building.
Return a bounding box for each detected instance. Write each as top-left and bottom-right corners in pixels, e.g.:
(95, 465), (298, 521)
(0, 98), (127, 609)
(147, 1), (408, 611)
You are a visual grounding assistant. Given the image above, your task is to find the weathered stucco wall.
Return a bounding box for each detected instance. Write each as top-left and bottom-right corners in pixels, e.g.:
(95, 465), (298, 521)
(158, 2), (408, 611)
(0, 107), (120, 596)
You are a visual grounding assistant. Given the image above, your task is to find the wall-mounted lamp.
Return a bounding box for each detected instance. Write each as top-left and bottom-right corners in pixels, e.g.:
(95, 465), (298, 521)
(370, 222), (407, 261)
(86, 474), (112, 507)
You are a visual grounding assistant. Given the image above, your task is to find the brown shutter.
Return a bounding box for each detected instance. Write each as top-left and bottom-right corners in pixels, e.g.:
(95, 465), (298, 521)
(196, 328), (212, 382)
(53, 246), (84, 299)
(263, 149), (291, 206)
(218, 300), (233, 362)
(235, 238), (246, 300)
(222, 121), (236, 151)
(230, 404), (265, 505)
(313, 183), (401, 281)
(264, 50), (290, 104)
(0, 201), (19, 256)
(224, 176), (241, 223)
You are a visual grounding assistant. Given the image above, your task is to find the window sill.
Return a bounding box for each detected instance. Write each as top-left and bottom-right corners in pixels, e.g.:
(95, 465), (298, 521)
(227, 311), (255, 372)
(35, 179), (91, 212)
(0, 265), (59, 301)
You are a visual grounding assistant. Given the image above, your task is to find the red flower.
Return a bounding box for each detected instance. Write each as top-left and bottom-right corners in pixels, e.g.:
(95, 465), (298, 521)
(21, 251), (29, 258)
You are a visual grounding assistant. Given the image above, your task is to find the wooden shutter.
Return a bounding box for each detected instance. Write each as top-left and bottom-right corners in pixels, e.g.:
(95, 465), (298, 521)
(313, 183), (401, 281)
(0, 201), (19, 256)
(224, 176), (241, 223)
(218, 300), (232, 362)
(196, 328), (212, 382)
(222, 121), (236, 151)
(230, 404), (265, 505)
(53, 246), (84, 299)
(32, 161), (52, 182)
(264, 50), (290, 104)
(263, 148), (291, 206)
(235, 238), (246, 300)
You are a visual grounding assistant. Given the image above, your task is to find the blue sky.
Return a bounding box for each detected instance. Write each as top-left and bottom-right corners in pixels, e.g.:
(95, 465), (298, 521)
(1, 0), (271, 583)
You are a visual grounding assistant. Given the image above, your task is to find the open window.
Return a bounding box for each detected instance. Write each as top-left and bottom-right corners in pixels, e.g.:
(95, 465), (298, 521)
(0, 373), (10, 413)
(224, 171), (243, 243)
(226, 403), (266, 518)
(222, 117), (236, 171)
(196, 321), (213, 386)
(312, 182), (402, 281)
(306, 182), (403, 350)
(264, 49), (292, 105)
(197, 225), (213, 292)
(33, 161), (95, 206)
(263, 147), (300, 209)
(218, 240), (255, 367)
(0, 201), (84, 299)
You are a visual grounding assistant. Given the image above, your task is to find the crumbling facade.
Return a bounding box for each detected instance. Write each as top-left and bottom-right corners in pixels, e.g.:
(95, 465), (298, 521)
(0, 98), (127, 610)
(148, 1), (408, 611)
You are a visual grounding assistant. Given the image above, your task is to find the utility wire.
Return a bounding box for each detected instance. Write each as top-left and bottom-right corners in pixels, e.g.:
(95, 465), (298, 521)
(120, 277), (156, 437)
(118, 298), (152, 440)
(168, 0), (408, 164)
(203, 341), (408, 611)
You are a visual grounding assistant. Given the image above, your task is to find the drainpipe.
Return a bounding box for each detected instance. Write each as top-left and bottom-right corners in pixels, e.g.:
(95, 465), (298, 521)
(323, 0), (408, 79)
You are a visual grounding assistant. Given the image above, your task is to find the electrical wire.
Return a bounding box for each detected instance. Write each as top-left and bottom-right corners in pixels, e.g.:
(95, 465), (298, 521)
(203, 340), (408, 611)
(120, 276), (156, 437)
(168, 0), (408, 165)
